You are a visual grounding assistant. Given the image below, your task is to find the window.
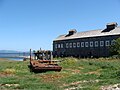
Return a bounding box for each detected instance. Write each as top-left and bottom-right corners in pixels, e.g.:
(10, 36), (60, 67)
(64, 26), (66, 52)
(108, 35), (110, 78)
(61, 44), (63, 48)
(105, 41), (110, 46)
(81, 42), (84, 47)
(55, 44), (57, 49)
(85, 42), (89, 47)
(69, 43), (72, 48)
(58, 44), (61, 48)
(77, 42), (80, 47)
(100, 41), (104, 47)
(73, 43), (76, 48)
(90, 41), (93, 47)
(111, 40), (115, 45)
(66, 43), (69, 48)
(95, 41), (98, 47)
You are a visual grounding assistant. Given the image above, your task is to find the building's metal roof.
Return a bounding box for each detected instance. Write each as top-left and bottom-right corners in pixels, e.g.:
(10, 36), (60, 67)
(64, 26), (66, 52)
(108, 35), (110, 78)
(54, 26), (120, 41)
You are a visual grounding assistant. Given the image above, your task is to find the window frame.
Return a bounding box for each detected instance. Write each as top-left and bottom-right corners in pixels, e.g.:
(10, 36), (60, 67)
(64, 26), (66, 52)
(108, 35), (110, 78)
(85, 42), (89, 47)
(100, 41), (104, 47)
(58, 44), (61, 48)
(81, 42), (84, 47)
(90, 41), (93, 47)
(55, 44), (57, 49)
(95, 41), (98, 47)
(111, 40), (115, 45)
(61, 43), (63, 48)
(105, 40), (110, 46)
(73, 43), (76, 48)
(77, 42), (80, 48)
(66, 43), (69, 48)
(69, 43), (72, 48)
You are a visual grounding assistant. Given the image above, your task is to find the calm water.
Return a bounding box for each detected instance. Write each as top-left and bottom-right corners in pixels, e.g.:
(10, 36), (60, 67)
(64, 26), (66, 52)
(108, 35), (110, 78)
(0, 53), (30, 61)
(5, 58), (24, 61)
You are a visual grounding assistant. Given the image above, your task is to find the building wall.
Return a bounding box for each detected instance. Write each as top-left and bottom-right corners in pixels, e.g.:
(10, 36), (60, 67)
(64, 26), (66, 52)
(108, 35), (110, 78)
(53, 35), (120, 58)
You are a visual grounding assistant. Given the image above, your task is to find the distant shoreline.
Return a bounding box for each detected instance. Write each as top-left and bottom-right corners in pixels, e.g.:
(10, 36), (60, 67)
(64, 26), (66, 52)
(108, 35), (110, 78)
(0, 58), (11, 61)
(0, 58), (23, 61)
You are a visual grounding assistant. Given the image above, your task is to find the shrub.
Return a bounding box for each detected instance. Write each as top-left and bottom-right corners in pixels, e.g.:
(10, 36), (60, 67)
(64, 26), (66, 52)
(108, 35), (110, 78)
(110, 38), (120, 56)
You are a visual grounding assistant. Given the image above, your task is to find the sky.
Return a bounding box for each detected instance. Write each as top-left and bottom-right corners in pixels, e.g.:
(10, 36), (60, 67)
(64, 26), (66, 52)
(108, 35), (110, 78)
(0, 0), (120, 51)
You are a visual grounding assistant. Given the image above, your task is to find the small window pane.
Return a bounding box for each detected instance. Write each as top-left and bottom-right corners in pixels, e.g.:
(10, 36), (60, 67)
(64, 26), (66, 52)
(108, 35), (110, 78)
(55, 44), (57, 49)
(73, 43), (76, 48)
(58, 44), (61, 48)
(111, 40), (115, 45)
(61, 44), (63, 48)
(105, 41), (110, 46)
(100, 41), (104, 47)
(81, 42), (84, 47)
(77, 42), (80, 47)
(95, 41), (98, 47)
(90, 41), (93, 47)
(85, 42), (89, 47)
(69, 43), (72, 48)
(66, 43), (69, 48)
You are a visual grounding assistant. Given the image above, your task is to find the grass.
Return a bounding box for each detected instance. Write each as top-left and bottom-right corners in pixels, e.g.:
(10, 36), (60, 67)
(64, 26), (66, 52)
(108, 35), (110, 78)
(0, 58), (120, 90)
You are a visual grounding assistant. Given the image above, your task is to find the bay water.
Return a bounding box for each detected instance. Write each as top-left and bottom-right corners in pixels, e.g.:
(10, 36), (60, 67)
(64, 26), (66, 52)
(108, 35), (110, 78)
(0, 53), (30, 61)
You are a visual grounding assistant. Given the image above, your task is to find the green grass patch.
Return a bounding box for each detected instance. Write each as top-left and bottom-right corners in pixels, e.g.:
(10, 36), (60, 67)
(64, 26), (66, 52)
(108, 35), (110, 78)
(0, 58), (120, 89)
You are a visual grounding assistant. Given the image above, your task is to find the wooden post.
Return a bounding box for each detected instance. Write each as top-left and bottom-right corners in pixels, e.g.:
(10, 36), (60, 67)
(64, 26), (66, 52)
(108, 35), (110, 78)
(30, 49), (32, 61)
(51, 51), (53, 60)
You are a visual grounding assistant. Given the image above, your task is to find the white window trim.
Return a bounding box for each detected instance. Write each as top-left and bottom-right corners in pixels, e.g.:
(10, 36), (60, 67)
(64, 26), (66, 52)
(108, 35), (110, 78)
(58, 44), (61, 48)
(105, 40), (110, 46)
(69, 43), (72, 48)
(61, 43), (63, 48)
(66, 43), (69, 48)
(100, 41), (104, 47)
(85, 42), (89, 47)
(90, 41), (93, 47)
(81, 42), (84, 47)
(95, 41), (98, 47)
(55, 44), (57, 49)
(77, 42), (80, 48)
(111, 40), (115, 45)
(73, 43), (76, 48)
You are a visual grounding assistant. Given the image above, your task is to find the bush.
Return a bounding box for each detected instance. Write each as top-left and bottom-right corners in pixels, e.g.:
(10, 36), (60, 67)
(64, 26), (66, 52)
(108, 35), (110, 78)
(110, 38), (120, 56)
(60, 57), (78, 68)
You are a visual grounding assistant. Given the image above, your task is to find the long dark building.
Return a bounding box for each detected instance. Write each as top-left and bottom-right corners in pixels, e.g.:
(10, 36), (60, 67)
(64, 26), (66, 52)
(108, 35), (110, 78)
(53, 22), (120, 58)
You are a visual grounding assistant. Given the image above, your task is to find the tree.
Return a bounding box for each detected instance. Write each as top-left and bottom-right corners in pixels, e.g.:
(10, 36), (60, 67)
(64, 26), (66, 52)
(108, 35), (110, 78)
(110, 38), (120, 56)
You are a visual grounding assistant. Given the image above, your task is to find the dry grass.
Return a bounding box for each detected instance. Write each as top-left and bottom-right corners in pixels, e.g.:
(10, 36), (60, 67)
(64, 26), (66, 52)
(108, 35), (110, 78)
(3, 69), (16, 74)
(0, 58), (120, 90)
(39, 72), (70, 82)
